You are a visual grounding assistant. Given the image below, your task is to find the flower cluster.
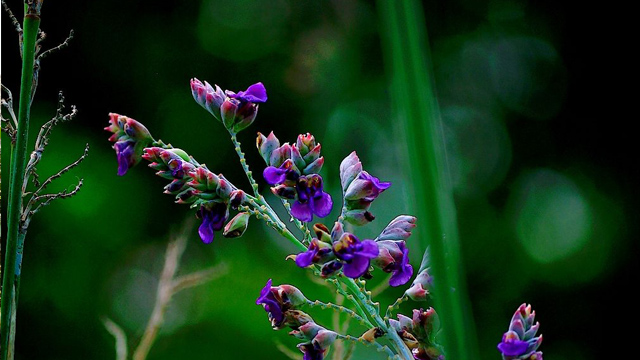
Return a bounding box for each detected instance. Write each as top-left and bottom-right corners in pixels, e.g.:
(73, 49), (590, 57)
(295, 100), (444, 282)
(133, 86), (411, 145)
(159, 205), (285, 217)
(390, 308), (445, 360)
(141, 146), (249, 244)
(258, 132), (331, 222)
(256, 280), (337, 360)
(191, 78), (267, 133)
(497, 304), (543, 360)
(105, 113), (154, 176)
(339, 152), (391, 225)
(294, 216), (414, 286)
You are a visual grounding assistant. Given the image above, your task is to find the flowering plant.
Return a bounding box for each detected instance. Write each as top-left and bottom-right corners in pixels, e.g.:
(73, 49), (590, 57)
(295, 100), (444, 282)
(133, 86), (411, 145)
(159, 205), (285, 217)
(106, 79), (543, 359)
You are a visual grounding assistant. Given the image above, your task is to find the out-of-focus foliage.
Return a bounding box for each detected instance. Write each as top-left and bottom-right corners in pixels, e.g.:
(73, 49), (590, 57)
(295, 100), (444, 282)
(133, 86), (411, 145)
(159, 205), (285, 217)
(0, 0), (634, 359)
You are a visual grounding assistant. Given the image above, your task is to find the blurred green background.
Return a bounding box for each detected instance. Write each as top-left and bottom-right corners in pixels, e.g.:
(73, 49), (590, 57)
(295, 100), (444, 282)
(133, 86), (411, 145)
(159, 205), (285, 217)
(1, 0), (635, 359)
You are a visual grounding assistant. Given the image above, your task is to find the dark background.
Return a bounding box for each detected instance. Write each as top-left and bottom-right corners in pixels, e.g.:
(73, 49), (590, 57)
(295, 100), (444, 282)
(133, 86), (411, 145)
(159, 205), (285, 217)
(2, 0), (636, 359)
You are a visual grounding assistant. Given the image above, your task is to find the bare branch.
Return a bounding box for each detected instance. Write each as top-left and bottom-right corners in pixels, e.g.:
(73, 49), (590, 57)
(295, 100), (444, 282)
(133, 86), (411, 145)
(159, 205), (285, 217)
(1, 0), (22, 33)
(23, 92), (78, 191)
(1, 115), (16, 144)
(171, 263), (228, 295)
(37, 30), (74, 62)
(25, 178), (84, 221)
(101, 317), (128, 360)
(1, 83), (18, 127)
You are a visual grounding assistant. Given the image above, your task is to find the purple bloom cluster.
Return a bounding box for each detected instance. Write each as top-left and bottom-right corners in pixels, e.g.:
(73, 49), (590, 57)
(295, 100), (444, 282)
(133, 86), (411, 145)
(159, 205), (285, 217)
(294, 220), (414, 286)
(389, 308), (445, 360)
(339, 152), (391, 225)
(497, 304), (543, 360)
(191, 78), (267, 133)
(258, 132), (332, 222)
(105, 113), (154, 176)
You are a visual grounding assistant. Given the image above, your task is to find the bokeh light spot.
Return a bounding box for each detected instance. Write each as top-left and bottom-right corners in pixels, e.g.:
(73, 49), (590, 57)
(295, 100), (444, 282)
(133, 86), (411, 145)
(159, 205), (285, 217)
(512, 169), (592, 263)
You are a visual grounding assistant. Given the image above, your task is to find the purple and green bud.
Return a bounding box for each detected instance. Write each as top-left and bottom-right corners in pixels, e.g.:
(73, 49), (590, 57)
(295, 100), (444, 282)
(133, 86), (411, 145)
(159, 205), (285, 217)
(223, 212), (250, 238)
(292, 322), (337, 360)
(498, 304), (543, 360)
(257, 131), (280, 164)
(373, 240), (413, 287)
(313, 223), (332, 243)
(229, 189), (247, 209)
(105, 113), (154, 176)
(191, 78), (226, 120)
(405, 267), (433, 301)
(390, 308), (445, 360)
(339, 152), (391, 225)
(378, 215), (417, 241)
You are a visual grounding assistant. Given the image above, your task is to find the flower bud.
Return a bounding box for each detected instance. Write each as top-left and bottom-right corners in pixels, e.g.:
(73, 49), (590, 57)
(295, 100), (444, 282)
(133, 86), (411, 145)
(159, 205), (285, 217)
(313, 223), (332, 243)
(405, 268), (433, 301)
(220, 97), (240, 129)
(216, 175), (233, 199)
(190, 78), (225, 120)
(296, 133), (316, 156)
(344, 209), (375, 225)
(303, 156), (324, 175)
(223, 212), (250, 238)
(269, 143), (292, 167)
(229, 189), (247, 209)
(303, 144), (322, 164)
(271, 184), (297, 199)
(232, 102), (258, 132)
(277, 285), (308, 307)
(339, 151), (363, 190)
(291, 145), (306, 171)
(256, 131), (280, 164)
(379, 215), (417, 241)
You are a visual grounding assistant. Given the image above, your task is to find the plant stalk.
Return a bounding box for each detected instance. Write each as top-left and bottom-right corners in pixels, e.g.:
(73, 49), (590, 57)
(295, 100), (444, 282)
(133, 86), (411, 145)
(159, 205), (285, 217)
(1, 2), (42, 358)
(378, 0), (479, 358)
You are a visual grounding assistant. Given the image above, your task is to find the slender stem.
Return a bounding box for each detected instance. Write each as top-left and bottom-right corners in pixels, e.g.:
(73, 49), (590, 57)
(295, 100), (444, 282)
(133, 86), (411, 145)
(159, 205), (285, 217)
(1, 4), (42, 358)
(385, 294), (408, 319)
(378, 0), (479, 358)
(229, 131), (260, 197)
(305, 300), (371, 327)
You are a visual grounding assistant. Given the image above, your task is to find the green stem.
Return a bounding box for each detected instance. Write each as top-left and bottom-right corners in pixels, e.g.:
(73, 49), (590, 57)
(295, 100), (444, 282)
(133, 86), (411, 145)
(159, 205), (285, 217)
(305, 300), (371, 327)
(229, 131), (260, 197)
(1, 3), (42, 359)
(378, 0), (479, 358)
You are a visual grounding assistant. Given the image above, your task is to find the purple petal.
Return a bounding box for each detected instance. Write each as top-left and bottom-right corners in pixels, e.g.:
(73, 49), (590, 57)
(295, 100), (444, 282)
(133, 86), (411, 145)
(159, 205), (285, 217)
(231, 82), (268, 103)
(359, 240), (380, 258)
(342, 255), (371, 278)
(256, 279), (273, 304)
(263, 166), (287, 185)
(198, 217), (215, 244)
(389, 263), (413, 287)
(291, 201), (313, 222)
(497, 339), (529, 356)
(312, 192), (333, 218)
(117, 152), (130, 176)
(295, 249), (317, 268)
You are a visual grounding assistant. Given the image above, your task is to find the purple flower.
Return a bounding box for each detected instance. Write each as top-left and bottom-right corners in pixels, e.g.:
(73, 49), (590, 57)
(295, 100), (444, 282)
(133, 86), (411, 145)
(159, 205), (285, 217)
(105, 113), (153, 176)
(332, 233), (379, 278)
(498, 333), (529, 356)
(344, 171), (391, 202)
(374, 240), (413, 287)
(295, 239), (334, 268)
(197, 202), (229, 244)
(294, 323), (337, 360)
(263, 159), (299, 185)
(256, 279), (308, 329)
(298, 343), (325, 360)
(256, 279), (284, 327)
(291, 175), (333, 222)
(227, 82), (268, 103)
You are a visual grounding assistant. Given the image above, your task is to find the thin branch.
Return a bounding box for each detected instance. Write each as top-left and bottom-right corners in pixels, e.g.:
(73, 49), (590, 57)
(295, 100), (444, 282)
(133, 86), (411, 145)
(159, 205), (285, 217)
(1, 0), (21, 33)
(1, 84), (18, 127)
(171, 263), (227, 295)
(28, 142), (88, 199)
(101, 317), (128, 360)
(37, 29), (74, 62)
(1, 116), (16, 143)
(23, 178), (84, 227)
